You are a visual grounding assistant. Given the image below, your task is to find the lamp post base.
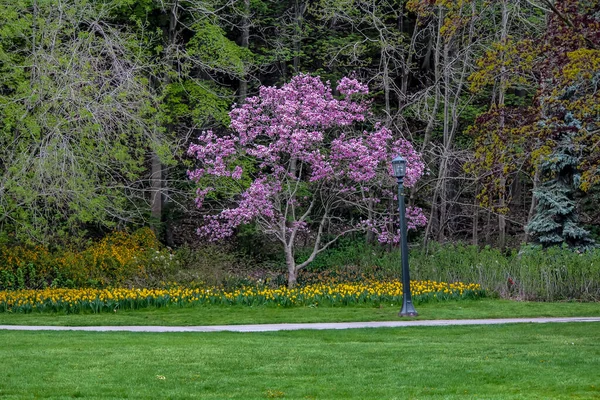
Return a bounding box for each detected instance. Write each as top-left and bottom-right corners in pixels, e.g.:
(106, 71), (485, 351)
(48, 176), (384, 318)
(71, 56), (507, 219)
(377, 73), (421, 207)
(399, 311), (418, 317)
(399, 300), (418, 317)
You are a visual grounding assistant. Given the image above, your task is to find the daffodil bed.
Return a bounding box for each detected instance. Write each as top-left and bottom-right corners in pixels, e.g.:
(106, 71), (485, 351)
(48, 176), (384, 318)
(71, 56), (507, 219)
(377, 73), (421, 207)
(0, 280), (483, 314)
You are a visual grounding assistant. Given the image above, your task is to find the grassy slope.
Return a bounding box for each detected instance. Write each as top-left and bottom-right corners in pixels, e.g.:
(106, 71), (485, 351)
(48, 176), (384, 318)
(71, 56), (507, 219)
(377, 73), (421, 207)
(0, 323), (598, 399)
(0, 299), (599, 326)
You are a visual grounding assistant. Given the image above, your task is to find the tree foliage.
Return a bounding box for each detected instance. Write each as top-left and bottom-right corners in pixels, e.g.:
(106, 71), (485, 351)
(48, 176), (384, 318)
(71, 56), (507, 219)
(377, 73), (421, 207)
(0, 0), (166, 242)
(1, 0), (599, 253)
(467, 0), (599, 248)
(188, 74), (425, 286)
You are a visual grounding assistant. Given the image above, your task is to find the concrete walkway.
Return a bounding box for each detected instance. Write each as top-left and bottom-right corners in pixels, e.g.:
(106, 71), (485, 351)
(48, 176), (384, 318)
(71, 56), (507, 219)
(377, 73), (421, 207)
(1, 317), (599, 333)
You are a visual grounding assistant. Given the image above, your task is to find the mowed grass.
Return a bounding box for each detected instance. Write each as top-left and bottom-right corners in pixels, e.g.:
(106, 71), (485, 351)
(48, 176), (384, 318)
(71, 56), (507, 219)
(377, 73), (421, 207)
(0, 323), (599, 399)
(0, 299), (599, 326)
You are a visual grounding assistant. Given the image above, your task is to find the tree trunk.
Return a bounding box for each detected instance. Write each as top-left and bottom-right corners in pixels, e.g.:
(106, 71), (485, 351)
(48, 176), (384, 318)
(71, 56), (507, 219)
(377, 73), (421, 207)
(435, 34), (452, 242)
(422, 7), (444, 248)
(152, 0), (178, 232)
(238, 0), (250, 103)
(497, 0), (509, 250)
(400, 15), (420, 110)
(150, 152), (162, 223)
(485, 210), (492, 245)
(498, 191), (507, 249)
(472, 184), (479, 246)
(285, 246), (297, 288)
(366, 198), (375, 244)
(292, 0), (305, 74)
(436, 159), (448, 242)
(420, 7), (443, 153)
(526, 168), (541, 241)
(163, 165), (175, 247)
(382, 51), (391, 124)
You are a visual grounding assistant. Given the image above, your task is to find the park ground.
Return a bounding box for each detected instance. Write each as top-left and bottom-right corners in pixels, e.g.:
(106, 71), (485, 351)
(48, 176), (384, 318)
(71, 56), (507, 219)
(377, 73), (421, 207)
(0, 298), (599, 326)
(1, 299), (599, 399)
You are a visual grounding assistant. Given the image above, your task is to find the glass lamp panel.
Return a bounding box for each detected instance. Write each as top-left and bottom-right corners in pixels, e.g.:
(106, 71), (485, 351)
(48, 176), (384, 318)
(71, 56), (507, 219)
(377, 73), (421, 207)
(392, 156), (406, 178)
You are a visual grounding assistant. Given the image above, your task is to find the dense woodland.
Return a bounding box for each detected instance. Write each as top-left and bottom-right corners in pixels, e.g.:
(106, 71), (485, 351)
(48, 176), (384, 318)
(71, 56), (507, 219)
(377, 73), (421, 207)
(1, 0), (599, 258)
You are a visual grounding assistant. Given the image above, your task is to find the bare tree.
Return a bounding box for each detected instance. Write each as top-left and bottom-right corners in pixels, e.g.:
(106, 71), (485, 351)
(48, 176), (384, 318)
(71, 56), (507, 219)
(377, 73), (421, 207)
(0, 1), (167, 241)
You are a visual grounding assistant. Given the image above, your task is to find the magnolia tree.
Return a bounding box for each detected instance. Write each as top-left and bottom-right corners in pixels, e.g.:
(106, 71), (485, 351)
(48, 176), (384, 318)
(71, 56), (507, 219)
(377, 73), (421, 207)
(188, 74), (426, 287)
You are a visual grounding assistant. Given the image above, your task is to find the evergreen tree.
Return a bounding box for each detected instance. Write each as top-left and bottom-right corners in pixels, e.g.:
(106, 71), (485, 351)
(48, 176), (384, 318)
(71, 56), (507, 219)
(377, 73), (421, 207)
(526, 132), (595, 249)
(526, 0), (599, 250)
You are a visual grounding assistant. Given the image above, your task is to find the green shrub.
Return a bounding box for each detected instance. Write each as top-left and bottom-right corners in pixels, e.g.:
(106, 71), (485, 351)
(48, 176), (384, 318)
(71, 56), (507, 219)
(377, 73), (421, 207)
(409, 243), (513, 296)
(2, 228), (597, 302)
(0, 228), (171, 289)
(168, 244), (251, 288)
(292, 239), (600, 301)
(409, 243), (600, 301)
(515, 245), (600, 301)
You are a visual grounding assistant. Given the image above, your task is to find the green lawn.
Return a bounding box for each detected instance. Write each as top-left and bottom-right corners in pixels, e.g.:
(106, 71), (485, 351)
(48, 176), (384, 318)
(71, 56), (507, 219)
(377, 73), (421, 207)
(0, 299), (599, 326)
(0, 323), (599, 399)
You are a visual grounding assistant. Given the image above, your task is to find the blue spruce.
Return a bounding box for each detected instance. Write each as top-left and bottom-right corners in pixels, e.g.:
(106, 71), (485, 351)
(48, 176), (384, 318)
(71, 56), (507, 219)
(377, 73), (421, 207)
(526, 118), (595, 249)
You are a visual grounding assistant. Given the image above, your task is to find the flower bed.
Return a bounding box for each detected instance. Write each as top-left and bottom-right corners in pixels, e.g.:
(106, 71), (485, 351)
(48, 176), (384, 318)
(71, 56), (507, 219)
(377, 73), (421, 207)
(0, 280), (484, 313)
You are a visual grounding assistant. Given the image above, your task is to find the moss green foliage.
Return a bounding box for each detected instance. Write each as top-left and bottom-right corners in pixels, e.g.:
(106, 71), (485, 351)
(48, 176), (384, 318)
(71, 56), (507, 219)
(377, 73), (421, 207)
(162, 80), (232, 127)
(187, 20), (253, 77)
(0, 1), (166, 242)
(0, 1), (251, 244)
(0, 323), (598, 399)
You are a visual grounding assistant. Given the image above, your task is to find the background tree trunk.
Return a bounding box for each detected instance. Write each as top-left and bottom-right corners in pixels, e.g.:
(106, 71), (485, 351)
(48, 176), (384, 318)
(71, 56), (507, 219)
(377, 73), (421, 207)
(238, 0), (250, 103)
(497, 0), (509, 249)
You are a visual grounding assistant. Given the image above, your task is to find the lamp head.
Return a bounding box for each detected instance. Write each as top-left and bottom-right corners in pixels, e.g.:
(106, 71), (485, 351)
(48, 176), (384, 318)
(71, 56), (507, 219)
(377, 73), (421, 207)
(392, 156), (407, 179)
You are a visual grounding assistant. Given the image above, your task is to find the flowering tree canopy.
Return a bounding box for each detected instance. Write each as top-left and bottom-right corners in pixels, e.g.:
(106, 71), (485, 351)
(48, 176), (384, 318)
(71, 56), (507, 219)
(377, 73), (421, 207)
(188, 74), (426, 286)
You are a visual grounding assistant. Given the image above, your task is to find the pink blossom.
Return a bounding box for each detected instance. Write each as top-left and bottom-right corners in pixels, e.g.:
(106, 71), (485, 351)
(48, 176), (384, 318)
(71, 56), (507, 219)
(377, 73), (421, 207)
(187, 74), (426, 244)
(336, 76), (369, 96)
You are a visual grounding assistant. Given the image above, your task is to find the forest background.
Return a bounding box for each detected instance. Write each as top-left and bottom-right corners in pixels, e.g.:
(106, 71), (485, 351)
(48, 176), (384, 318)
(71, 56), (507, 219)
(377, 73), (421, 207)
(0, 0), (599, 296)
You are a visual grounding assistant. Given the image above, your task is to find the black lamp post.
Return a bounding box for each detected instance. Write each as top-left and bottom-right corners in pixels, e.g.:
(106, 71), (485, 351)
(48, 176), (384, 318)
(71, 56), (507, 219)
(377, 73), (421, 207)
(392, 156), (418, 317)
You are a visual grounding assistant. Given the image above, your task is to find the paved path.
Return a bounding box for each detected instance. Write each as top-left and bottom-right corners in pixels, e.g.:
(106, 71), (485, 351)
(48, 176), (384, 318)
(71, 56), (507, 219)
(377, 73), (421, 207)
(1, 317), (599, 333)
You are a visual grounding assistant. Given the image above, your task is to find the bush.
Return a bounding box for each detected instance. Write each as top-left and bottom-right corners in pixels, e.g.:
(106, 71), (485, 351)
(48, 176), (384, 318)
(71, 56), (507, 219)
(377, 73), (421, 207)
(409, 243), (600, 301)
(0, 229), (263, 290)
(0, 245), (55, 290)
(515, 245), (600, 301)
(2, 229), (597, 302)
(409, 243), (513, 296)
(291, 239), (600, 301)
(0, 228), (174, 289)
(293, 237), (400, 272)
(167, 244), (245, 288)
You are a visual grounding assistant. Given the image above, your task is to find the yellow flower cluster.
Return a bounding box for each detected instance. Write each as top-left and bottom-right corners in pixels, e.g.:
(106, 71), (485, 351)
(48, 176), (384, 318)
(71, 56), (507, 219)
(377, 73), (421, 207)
(1, 245), (42, 266)
(0, 228), (166, 289)
(0, 280), (483, 313)
(85, 228), (160, 272)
